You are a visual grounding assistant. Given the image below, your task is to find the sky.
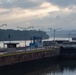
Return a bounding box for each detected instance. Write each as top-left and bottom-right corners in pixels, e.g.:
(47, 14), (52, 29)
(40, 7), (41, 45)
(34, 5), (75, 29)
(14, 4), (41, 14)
(0, 0), (76, 30)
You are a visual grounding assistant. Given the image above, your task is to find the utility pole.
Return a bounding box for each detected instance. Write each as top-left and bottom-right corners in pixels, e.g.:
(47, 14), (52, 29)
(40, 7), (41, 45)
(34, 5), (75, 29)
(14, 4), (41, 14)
(17, 26), (34, 47)
(49, 28), (61, 41)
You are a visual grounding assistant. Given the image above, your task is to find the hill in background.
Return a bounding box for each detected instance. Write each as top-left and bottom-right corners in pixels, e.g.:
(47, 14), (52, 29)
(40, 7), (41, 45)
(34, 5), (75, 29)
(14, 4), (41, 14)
(47, 30), (76, 38)
(0, 29), (49, 41)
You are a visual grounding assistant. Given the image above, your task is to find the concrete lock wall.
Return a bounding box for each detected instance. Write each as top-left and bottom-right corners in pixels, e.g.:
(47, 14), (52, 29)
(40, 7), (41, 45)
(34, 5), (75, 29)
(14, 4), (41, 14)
(0, 48), (60, 67)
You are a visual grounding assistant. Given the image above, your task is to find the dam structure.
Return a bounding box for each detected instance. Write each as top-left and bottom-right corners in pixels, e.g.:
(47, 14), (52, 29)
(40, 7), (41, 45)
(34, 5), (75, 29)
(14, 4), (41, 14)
(1, 36), (76, 67)
(0, 36), (60, 67)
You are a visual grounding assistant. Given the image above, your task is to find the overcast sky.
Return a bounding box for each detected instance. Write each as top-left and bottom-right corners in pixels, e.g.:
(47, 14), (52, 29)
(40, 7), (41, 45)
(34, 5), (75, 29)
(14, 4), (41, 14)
(0, 0), (76, 30)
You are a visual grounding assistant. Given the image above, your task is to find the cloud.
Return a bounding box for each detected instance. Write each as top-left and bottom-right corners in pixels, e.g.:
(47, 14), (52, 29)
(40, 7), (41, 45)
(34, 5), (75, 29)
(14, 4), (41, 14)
(48, 0), (76, 8)
(28, 0), (41, 3)
(0, 0), (76, 9)
(0, 0), (76, 30)
(0, 1), (75, 23)
(0, 2), (61, 22)
(0, 0), (41, 8)
(0, 8), (10, 12)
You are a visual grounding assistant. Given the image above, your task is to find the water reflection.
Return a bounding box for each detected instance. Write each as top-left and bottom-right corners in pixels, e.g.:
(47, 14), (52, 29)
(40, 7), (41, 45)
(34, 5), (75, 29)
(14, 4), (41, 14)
(0, 59), (76, 75)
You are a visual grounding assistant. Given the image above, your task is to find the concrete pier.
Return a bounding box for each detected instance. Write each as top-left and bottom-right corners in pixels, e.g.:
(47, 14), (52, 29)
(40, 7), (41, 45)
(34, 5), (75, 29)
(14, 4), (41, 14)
(0, 47), (60, 67)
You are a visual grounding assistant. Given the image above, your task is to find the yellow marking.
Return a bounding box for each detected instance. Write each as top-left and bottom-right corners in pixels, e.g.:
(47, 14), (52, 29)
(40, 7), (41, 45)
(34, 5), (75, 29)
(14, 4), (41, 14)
(0, 48), (58, 57)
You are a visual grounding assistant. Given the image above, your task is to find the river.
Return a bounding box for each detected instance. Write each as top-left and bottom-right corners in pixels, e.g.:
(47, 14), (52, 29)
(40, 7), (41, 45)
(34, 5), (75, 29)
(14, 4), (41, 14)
(0, 59), (76, 75)
(0, 37), (76, 75)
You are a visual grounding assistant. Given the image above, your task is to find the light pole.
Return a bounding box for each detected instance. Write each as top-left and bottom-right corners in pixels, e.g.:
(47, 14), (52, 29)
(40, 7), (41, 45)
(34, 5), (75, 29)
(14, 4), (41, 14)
(0, 24), (7, 28)
(49, 28), (61, 41)
(17, 26), (34, 47)
(48, 28), (52, 37)
(53, 28), (61, 41)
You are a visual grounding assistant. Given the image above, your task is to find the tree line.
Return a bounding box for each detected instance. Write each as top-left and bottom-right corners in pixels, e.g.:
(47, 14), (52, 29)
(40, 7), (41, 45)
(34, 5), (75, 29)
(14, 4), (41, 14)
(0, 29), (49, 41)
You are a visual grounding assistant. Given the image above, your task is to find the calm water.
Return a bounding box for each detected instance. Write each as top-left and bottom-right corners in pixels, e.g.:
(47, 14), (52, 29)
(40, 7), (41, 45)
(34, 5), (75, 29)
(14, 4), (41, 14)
(0, 59), (76, 75)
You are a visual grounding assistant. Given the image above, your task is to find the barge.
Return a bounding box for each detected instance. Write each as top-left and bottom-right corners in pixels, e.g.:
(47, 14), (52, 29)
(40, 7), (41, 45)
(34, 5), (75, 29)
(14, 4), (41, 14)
(58, 40), (76, 59)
